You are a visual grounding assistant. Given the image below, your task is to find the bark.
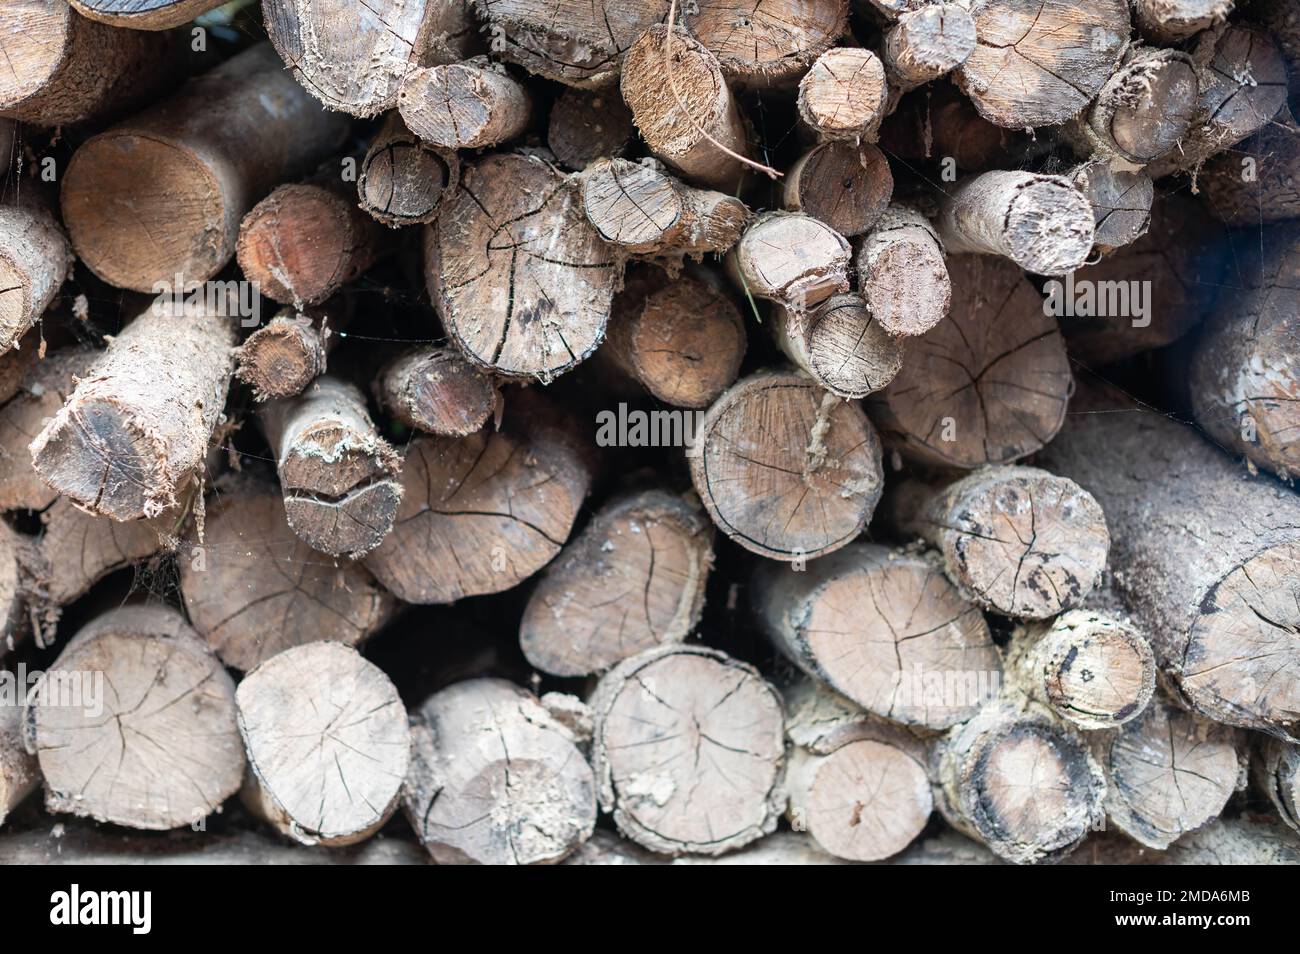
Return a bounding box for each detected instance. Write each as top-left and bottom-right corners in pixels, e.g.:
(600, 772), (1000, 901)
(1036, 387), (1300, 740)
(726, 211), (851, 313)
(1253, 737), (1300, 834)
(752, 544), (1001, 729)
(769, 293), (903, 399)
(936, 170), (1095, 275)
(783, 141), (892, 239)
(1068, 159), (1154, 255)
(234, 305), (341, 403)
(0, 0), (173, 126)
(853, 204), (950, 337)
(1133, 0), (1234, 44)
(0, 702), (38, 826)
(866, 255), (1071, 468)
(373, 346), (500, 437)
(263, 0), (477, 116)
(683, 0), (848, 86)
(1199, 110), (1300, 226)
(237, 641), (410, 846)
(547, 86), (636, 170)
(28, 302), (236, 521)
(398, 57), (533, 150)
(519, 488), (713, 677)
(590, 644), (786, 856)
(0, 198), (72, 352)
(426, 152), (619, 382)
(357, 113), (460, 229)
(881, 3), (976, 92)
(363, 388), (593, 604)
(179, 475), (394, 672)
(60, 43), (349, 293)
(688, 370), (884, 561)
(25, 604), (243, 830)
(260, 376), (403, 560)
(797, 48), (888, 142)
(954, 0), (1129, 129)
(404, 677), (596, 864)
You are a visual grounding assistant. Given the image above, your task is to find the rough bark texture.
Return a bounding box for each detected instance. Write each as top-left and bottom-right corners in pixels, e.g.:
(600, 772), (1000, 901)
(769, 293), (904, 399)
(357, 113), (460, 229)
(754, 545), (1000, 729)
(61, 43), (349, 292)
(1199, 111), (1300, 226)
(398, 57), (533, 150)
(234, 306), (338, 403)
(0, 701), (38, 826)
(853, 204), (950, 337)
(688, 371), (884, 561)
(0, 199), (72, 352)
(1068, 159), (1154, 255)
(547, 86), (636, 170)
(726, 211), (851, 313)
(237, 641), (410, 846)
(783, 141), (892, 239)
(1134, 0), (1234, 44)
(519, 489), (713, 677)
(1074, 47), (1200, 170)
(882, 3), (976, 92)
(590, 645), (786, 856)
(404, 678), (596, 864)
(797, 47), (888, 142)
(374, 346), (499, 438)
(68, 0), (226, 29)
(684, 0), (849, 86)
(1253, 737), (1300, 834)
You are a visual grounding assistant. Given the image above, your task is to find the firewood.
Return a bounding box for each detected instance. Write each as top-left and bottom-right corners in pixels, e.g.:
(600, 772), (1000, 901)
(936, 170), (1095, 275)
(237, 641), (410, 846)
(260, 376), (402, 559)
(1253, 737), (1300, 834)
(29, 303), (236, 521)
(69, 0), (225, 28)
(0, 701), (38, 826)
(1038, 387), (1300, 740)
(1241, 0), (1300, 98)
(0, 0), (172, 126)
(404, 677), (596, 864)
(752, 544), (1001, 729)
(866, 255), (1071, 468)
(1068, 159), (1154, 255)
(853, 204), (950, 337)
(1199, 109), (1300, 226)
(1134, 0), (1234, 44)
(363, 389), (593, 603)
(726, 211), (851, 313)
(683, 0), (849, 86)
(878, 82), (1025, 173)
(783, 141), (892, 239)
(1067, 815), (1300, 865)
(519, 488), (713, 677)
(61, 43), (349, 293)
(398, 57), (533, 151)
(590, 644), (786, 856)
(0, 330), (39, 406)
(0, 199), (72, 352)
(179, 476), (393, 671)
(881, 3), (976, 92)
(426, 152), (619, 381)
(547, 86), (636, 170)
(796, 48), (888, 142)
(689, 370), (884, 561)
(357, 113), (460, 229)
(25, 604), (243, 830)
(263, 0), (476, 116)
(373, 346), (500, 437)
(234, 305), (340, 403)
(769, 293), (904, 399)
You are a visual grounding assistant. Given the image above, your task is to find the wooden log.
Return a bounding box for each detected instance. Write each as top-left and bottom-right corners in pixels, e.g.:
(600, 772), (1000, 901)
(954, 0), (1129, 129)
(753, 544), (1001, 729)
(1037, 388), (1300, 740)
(726, 211), (851, 313)
(796, 47), (888, 142)
(887, 466), (1110, 620)
(621, 24), (753, 190)
(881, 3), (976, 92)
(1068, 159), (1154, 255)
(590, 644), (785, 856)
(29, 302), (236, 521)
(597, 266), (746, 408)
(69, 0), (225, 29)
(398, 57), (533, 151)
(180, 475), (393, 671)
(260, 376), (403, 560)
(237, 642), (410, 846)
(1190, 223), (1298, 480)
(769, 293), (903, 399)
(363, 389), (593, 604)
(688, 370), (884, 561)
(1253, 737), (1300, 834)
(373, 346), (499, 438)
(26, 605), (243, 830)
(1134, 0), (1234, 44)
(937, 170), (1095, 276)
(866, 255), (1071, 468)
(1199, 110), (1300, 226)
(0, 199), (72, 352)
(264, 0), (477, 116)
(426, 152), (619, 381)
(519, 489), (713, 677)
(930, 701), (1106, 864)
(234, 306), (339, 403)
(404, 677), (596, 864)
(547, 86), (636, 171)
(0, 0), (173, 127)
(1240, 0), (1300, 98)
(878, 81), (1026, 172)
(357, 113), (460, 229)
(0, 701), (38, 826)
(783, 141), (892, 239)
(0, 330), (39, 406)
(1067, 815), (1300, 865)
(683, 0), (848, 86)
(60, 43), (349, 293)
(853, 204), (949, 337)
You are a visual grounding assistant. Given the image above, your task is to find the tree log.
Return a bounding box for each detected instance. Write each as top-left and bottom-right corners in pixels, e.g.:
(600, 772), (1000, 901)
(726, 211), (851, 313)
(69, 0), (224, 28)
(357, 113), (460, 229)
(853, 204), (950, 337)
(882, 3), (976, 92)
(373, 346), (499, 438)
(769, 293), (903, 399)
(1068, 159), (1154, 255)
(398, 57), (533, 151)
(0, 330), (39, 406)
(783, 141), (892, 239)
(234, 306), (340, 403)
(1134, 0), (1234, 44)
(1199, 110), (1300, 226)
(547, 86), (635, 170)
(0, 701), (38, 826)
(1067, 814), (1300, 865)
(683, 0), (848, 86)
(796, 47), (888, 142)
(0, 199), (72, 352)
(1253, 737), (1300, 834)
(878, 82), (1026, 173)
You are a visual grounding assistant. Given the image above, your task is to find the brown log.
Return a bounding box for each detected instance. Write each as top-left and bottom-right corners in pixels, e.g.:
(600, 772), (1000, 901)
(1066, 815), (1300, 865)
(404, 678), (596, 864)
(357, 113), (460, 229)
(1240, 0), (1299, 98)
(769, 293), (903, 399)
(426, 152), (620, 381)
(69, 0), (224, 28)
(881, 3), (976, 92)
(683, 0), (848, 86)
(234, 305), (340, 403)
(783, 141), (892, 239)
(26, 604), (243, 830)
(519, 488), (713, 677)
(1134, 0), (1234, 44)
(0, 330), (39, 406)
(878, 81), (1026, 173)
(1068, 159), (1154, 255)
(590, 644), (785, 856)
(1253, 737), (1300, 834)
(547, 86), (636, 171)
(373, 346), (499, 438)
(853, 204), (950, 337)
(726, 211), (851, 313)
(260, 376), (402, 560)
(0, 700), (38, 826)
(1199, 109), (1300, 226)
(0, 198), (72, 352)
(866, 255), (1071, 469)
(689, 370), (884, 561)
(796, 47), (888, 142)
(397, 57), (533, 151)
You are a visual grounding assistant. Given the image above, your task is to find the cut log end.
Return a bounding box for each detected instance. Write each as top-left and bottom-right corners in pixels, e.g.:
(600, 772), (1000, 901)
(727, 212), (851, 313)
(358, 114), (459, 228)
(397, 59), (532, 151)
(773, 293), (903, 399)
(784, 141), (893, 239)
(374, 346), (499, 437)
(1134, 0), (1235, 44)
(796, 47), (888, 140)
(883, 3), (976, 91)
(235, 312), (329, 402)
(684, 0), (848, 85)
(854, 205), (950, 337)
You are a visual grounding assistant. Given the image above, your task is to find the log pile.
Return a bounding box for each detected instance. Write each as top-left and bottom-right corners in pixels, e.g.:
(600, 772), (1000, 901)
(0, 0), (1295, 869)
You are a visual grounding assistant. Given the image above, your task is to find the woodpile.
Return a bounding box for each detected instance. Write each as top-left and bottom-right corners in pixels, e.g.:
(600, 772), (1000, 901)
(0, 0), (1296, 870)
